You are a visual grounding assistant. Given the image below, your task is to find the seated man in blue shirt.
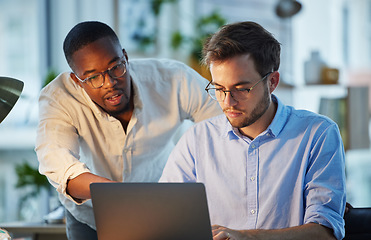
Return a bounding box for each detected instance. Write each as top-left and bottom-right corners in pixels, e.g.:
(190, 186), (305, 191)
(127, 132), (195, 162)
(160, 21), (346, 240)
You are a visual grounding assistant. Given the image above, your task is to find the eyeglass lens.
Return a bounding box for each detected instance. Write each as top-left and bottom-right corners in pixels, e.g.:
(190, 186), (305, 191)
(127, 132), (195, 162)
(87, 62), (126, 88)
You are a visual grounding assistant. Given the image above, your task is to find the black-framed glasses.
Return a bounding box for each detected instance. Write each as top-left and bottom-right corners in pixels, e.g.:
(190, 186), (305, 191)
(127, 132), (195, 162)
(205, 72), (272, 102)
(74, 59), (127, 89)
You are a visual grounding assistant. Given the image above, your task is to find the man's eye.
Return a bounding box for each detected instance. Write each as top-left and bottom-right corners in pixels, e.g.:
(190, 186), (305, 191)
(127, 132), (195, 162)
(110, 65), (119, 71)
(88, 75), (99, 81)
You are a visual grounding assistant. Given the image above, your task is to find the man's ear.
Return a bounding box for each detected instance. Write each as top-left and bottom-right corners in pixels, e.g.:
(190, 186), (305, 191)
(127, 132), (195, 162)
(70, 72), (82, 87)
(122, 49), (129, 62)
(268, 71), (280, 93)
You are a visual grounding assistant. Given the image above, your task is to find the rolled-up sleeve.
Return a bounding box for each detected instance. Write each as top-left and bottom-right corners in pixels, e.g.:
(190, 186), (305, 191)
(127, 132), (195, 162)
(35, 86), (90, 204)
(304, 123), (346, 240)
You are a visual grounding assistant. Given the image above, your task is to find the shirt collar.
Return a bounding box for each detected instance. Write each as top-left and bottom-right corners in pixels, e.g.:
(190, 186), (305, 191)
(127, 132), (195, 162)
(267, 94), (288, 138)
(128, 63), (144, 111)
(67, 75), (105, 117)
(222, 118), (236, 139)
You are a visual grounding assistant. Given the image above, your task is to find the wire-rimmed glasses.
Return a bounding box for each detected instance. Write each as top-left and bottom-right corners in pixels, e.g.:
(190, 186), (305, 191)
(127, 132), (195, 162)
(205, 72), (272, 102)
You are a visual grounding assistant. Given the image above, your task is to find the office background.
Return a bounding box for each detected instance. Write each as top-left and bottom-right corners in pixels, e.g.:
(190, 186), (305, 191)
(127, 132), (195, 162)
(0, 0), (370, 223)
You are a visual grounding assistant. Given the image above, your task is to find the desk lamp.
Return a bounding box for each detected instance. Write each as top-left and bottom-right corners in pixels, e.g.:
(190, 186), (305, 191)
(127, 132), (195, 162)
(0, 76), (24, 124)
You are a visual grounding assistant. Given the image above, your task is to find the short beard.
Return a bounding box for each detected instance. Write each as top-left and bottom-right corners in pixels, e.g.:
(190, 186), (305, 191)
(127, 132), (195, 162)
(226, 86), (271, 128)
(109, 92), (132, 116)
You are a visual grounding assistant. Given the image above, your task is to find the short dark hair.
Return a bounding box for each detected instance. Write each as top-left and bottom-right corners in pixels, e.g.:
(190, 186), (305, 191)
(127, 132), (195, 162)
(63, 21), (121, 67)
(202, 21), (281, 77)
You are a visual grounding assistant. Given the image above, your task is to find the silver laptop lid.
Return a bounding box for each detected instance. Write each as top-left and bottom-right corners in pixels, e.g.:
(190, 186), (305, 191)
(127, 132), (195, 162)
(90, 182), (213, 240)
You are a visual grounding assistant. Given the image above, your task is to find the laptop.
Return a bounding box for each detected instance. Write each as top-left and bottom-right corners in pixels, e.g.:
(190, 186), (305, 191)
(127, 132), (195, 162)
(90, 182), (213, 240)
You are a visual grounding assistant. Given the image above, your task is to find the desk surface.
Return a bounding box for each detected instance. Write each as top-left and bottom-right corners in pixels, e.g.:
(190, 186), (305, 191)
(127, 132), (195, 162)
(0, 221), (66, 234)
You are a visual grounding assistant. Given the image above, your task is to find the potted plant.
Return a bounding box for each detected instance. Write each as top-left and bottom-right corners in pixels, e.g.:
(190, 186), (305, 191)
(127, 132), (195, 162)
(171, 10), (226, 80)
(15, 162), (52, 220)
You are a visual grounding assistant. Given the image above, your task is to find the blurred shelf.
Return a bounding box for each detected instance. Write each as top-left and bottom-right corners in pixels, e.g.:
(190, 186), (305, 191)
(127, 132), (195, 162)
(275, 83), (348, 113)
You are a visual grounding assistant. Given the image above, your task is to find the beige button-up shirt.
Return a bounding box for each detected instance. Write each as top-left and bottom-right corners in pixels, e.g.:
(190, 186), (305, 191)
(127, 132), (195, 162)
(35, 58), (222, 229)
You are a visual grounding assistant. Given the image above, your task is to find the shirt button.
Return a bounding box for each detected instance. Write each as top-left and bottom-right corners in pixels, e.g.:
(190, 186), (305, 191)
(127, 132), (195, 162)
(250, 176), (255, 181)
(251, 144), (256, 149)
(250, 209), (256, 214)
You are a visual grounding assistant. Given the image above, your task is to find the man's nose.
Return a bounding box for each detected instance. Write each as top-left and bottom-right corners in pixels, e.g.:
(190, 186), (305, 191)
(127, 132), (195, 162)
(102, 72), (117, 88)
(223, 91), (238, 107)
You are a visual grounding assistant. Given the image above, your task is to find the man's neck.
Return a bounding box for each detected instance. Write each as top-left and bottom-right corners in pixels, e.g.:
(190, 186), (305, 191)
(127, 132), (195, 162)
(239, 101), (278, 140)
(112, 92), (134, 133)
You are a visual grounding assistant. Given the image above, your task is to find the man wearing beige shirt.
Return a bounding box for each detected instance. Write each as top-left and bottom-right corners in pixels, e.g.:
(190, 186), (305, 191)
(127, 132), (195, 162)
(35, 21), (221, 240)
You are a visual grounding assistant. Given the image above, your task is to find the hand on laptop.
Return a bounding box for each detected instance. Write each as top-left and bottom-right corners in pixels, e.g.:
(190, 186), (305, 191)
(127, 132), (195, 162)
(67, 172), (116, 201)
(212, 223), (336, 240)
(212, 225), (243, 240)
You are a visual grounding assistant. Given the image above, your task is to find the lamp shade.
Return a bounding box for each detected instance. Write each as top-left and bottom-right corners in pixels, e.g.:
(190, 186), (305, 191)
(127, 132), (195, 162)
(275, 0), (302, 18)
(0, 77), (24, 124)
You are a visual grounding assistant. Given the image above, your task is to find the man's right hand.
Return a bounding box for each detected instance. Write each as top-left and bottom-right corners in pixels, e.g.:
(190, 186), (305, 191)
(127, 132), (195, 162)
(66, 172), (115, 201)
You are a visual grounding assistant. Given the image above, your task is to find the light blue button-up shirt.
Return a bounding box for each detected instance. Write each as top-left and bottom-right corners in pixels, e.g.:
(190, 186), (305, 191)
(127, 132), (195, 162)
(160, 95), (346, 240)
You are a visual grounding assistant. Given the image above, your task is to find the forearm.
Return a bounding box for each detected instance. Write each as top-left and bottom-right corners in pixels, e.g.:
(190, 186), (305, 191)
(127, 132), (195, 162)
(213, 223), (335, 240)
(240, 223), (335, 240)
(66, 172), (115, 201)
